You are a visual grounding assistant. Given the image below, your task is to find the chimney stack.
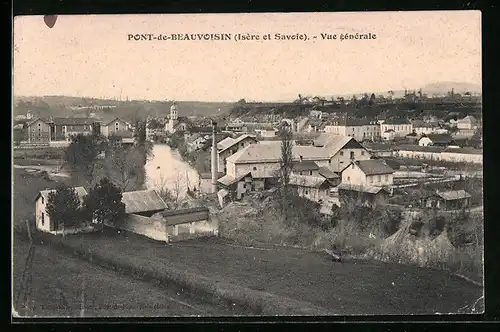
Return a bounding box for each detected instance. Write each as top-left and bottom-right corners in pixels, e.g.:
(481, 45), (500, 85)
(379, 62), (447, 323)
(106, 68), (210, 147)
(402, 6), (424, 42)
(211, 120), (218, 194)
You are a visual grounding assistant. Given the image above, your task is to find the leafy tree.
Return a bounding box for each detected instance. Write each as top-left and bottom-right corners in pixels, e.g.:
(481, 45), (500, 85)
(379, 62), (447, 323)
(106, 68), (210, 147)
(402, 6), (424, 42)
(82, 177), (126, 230)
(64, 133), (106, 181)
(278, 122), (294, 224)
(133, 119), (153, 163)
(46, 185), (82, 231)
(93, 145), (146, 191)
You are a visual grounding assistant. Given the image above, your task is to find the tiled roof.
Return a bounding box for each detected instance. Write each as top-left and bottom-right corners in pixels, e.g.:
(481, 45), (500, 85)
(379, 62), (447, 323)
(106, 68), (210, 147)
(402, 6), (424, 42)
(289, 174), (328, 188)
(217, 173), (250, 186)
(394, 145), (445, 153)
(101, 117), (127, 126)
(423, 134), (454, 144)
(217, 134), (257, 153)
(52, 117), (95, 125)
(363, 143), (393, 151)
(227, 136), (358, 164)
(217, 137), (236, 151)
(199, 172), (225, 179)
(318, 167), (340, 179)
(27, 118), (50, 127)
(441, 147), (483, 155)
(292, 161), (319, 172)
(457, 116), (477, 123)
(383, 118), (412, 125)
(121, 190), (168, 214)
(435, 190), (471, 201)
(226, 142), (283, 164)
(36, 187), (88, 203)
(337, 183), (388, 194)
(354, 160), (394, 175)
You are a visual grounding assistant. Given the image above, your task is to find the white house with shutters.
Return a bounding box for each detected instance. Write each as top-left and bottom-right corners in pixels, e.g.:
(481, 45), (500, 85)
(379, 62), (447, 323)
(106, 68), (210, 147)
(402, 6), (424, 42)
(34, 187), (88, 234)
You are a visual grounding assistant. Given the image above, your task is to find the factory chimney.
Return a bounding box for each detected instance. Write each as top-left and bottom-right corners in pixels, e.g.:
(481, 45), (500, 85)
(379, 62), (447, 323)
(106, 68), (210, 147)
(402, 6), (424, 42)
(211, 120), (218, 194)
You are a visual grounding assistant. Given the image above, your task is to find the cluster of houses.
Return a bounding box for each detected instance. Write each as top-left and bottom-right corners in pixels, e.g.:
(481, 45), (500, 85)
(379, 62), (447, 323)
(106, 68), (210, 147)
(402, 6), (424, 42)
(222, 112), (481, 143)
(206, 132), (474, 214)
(20, 116), (134, 144)
(211, 133), (394, 210)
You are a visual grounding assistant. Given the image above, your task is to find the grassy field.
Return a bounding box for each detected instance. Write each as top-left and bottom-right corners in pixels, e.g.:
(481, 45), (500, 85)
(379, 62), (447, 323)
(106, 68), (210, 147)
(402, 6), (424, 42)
(12, 168), (483, 315)
(13, 147), (66, 160)
(34, 229), (483, 315)
(12, 236), (231, 317)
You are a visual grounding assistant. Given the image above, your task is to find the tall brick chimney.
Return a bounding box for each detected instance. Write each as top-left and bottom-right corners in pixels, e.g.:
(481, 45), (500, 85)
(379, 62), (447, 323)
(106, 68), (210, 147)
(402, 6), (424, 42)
(211, 120), (218, 194)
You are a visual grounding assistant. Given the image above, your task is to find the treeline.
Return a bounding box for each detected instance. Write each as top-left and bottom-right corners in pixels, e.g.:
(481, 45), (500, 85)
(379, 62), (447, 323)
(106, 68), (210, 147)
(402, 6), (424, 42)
(228, 102), (481, 119)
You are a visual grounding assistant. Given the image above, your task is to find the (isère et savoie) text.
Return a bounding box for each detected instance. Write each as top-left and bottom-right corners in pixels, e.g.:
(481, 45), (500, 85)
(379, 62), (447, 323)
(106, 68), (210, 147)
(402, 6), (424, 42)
(127, 32), (377, 42)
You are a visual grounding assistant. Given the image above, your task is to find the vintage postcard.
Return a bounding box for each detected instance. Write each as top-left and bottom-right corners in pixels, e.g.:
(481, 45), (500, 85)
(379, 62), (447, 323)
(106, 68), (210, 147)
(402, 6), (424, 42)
(12, 11), (483, 318)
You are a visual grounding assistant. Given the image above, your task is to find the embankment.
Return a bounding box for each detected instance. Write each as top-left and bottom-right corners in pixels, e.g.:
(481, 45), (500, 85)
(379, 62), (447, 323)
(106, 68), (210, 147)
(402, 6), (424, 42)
(15, 229), (331, 316)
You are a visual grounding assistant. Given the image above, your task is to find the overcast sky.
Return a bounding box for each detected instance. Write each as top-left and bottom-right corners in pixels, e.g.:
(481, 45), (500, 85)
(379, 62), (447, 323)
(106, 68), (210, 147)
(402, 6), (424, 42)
(13, 11), (481, 102)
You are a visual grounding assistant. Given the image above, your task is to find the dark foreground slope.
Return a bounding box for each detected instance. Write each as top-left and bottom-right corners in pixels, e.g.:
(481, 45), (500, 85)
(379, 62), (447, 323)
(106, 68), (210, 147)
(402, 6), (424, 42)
(28, 229), (483, 316)
(12, 237), (235, 317)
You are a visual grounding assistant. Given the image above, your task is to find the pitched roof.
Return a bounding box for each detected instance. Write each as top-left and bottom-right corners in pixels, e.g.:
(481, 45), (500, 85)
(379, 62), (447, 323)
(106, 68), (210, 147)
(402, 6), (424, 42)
(217, 134), (257, 153)
(199, 172), (225, 179)
(384, 118), (412, 125)
(318, 167), (340, 179)
(337, 183), (388, 194)
(226, 142), (283, 164)
(442, 147), (483, 155)
(292, 161), (319, 172)
(101, 117), (127, 126)
(457, 115), (477, 123)
(217, 172), (251, 186)
(217, 137), (236, 150)
(435, 190), (471, 201)
(27, 118), (50, 127)
(354, 160), (394, 175)
(394, 145), (445, 153)
(289, 174), (329, 188)
(121, 190), (168, 214)
(422, 134), (454, 144)
(52, 117), (95, 125)
(35, 187), (88, 203)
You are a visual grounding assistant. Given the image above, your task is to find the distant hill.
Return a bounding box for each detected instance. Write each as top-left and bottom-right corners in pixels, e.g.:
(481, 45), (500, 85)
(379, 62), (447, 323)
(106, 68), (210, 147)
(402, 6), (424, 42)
(421, 82), (481, 95)
(13, 95), (234, 120)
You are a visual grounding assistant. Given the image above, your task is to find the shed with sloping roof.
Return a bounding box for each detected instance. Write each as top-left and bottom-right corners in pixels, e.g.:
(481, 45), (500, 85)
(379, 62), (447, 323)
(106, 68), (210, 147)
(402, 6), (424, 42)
(421, 190), (472, 210)
(121, 189), (168, 217)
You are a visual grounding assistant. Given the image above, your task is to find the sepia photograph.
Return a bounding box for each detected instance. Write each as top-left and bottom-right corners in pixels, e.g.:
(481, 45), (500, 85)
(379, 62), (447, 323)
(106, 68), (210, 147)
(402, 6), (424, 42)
(12, 11), (483, 318)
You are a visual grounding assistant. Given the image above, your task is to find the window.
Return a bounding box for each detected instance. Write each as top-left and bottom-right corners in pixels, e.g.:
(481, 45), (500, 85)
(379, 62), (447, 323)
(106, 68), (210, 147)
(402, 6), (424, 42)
(369, 176), (373, 183)
(361, 151), (365, 156)
(385, 175), (388, 181)
(328, 160), (331, 164)
(305, 190), (309, 195)
(38, 123), (41, 127)
(377, 175), (381, 181)
(253, 166), (257, 171)
(347, 176), (350, 181)
(340, 151), (344, 156)
(350, 151), (355, 159)
(115, 122), (119, 131)
(41, 212), (45, 226)
(309, 171), (313, 175)
(41, 196), (44, 204)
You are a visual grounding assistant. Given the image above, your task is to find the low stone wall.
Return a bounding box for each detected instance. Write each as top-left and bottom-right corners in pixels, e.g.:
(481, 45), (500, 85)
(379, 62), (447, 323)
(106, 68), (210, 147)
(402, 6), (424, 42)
(115, 207), (217, 243)
(118, 214), (168, 242)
